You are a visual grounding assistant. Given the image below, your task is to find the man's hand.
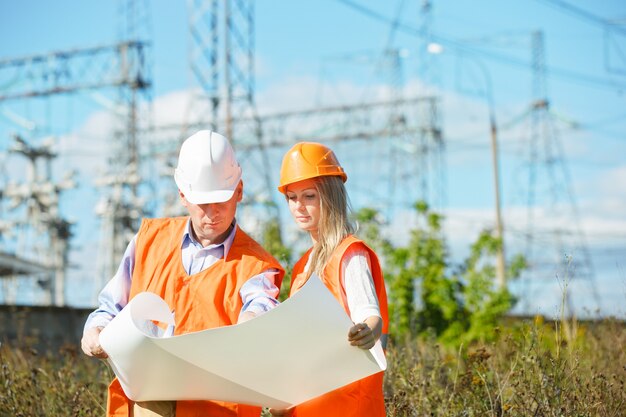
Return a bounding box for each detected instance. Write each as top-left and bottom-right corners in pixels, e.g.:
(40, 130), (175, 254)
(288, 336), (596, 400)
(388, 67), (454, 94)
(269, 407), (294, 416)
(81, 326), (108, 358)
(237, 311), (257, 323)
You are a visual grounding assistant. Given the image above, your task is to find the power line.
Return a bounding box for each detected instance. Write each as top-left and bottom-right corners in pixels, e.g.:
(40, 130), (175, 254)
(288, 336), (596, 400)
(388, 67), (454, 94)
(535, 0), (626, 34)
(335, 0), (626, 93)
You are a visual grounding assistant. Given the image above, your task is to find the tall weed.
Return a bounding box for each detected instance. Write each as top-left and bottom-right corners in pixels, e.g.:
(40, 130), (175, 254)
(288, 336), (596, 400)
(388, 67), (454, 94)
(0, 342), (109, 417)
(384, 318), (626, 416)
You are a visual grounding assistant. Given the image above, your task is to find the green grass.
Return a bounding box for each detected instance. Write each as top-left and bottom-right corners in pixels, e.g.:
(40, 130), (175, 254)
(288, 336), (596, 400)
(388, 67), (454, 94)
(1, 318), (625, 416)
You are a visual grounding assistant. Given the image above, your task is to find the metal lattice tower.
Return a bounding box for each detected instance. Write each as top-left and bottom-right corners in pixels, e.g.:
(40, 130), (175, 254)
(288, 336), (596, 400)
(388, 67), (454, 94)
(183, 0), (276, 227)
(417, 0), (446, 211)
(383, 48), (408, 216)
(522, 30), (600, 314)
(95, 0), (153, 292)
(310, 44), (444, 219)
(1, 135), (75, 305)
(0, 1), (152, 305)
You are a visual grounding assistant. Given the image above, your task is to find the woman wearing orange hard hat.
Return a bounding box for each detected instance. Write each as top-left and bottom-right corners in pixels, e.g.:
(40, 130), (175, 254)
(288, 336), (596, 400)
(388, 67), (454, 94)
(272, 142), (389, 417)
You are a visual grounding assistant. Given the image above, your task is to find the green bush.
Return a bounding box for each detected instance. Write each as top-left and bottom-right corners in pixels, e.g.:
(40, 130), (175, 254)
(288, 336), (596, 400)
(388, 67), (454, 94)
(355, 202), (525, 347)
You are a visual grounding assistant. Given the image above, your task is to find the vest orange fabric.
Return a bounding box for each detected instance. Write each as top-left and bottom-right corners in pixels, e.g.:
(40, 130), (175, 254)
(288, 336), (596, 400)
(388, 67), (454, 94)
(106, 217), (284, 417)
(289, 235), (388, 417)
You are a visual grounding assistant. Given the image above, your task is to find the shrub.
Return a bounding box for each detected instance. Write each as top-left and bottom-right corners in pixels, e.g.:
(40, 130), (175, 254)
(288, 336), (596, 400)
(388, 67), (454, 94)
(355, 202), (524, 347)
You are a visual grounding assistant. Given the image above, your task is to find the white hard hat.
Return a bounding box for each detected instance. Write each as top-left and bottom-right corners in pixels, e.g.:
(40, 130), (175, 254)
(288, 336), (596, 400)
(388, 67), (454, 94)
(174, 130), (242, 204)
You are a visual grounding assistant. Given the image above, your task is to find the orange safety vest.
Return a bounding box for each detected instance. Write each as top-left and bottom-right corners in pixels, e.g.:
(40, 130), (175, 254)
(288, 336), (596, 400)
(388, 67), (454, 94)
(106, 217), (285, 417)
(289, 235), (388, 417)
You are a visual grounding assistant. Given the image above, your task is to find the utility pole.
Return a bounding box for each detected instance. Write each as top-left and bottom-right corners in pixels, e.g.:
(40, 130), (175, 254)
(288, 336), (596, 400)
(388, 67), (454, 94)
(489, 107), (506, 288)
(454, 51), (507, 288)
(473, 56), (507, 289)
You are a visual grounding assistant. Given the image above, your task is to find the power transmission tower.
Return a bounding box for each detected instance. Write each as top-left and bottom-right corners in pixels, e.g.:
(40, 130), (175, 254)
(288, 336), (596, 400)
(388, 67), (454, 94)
(522, 30), (600, 315)
(0, 12), (151, 305)
(312, 45), (444, 219)
(416, 0), (446, 211)
(95, 0), (153, 296)
(179, 0), (275, 229)
(1, 135), (75, 305)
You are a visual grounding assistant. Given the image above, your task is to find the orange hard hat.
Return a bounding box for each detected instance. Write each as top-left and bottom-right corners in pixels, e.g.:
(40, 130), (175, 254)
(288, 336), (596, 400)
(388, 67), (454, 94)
(278, 142), (347, 194)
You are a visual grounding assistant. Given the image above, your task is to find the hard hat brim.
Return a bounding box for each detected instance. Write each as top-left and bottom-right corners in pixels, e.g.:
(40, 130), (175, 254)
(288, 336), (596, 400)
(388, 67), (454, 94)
(180, 187), (236, 205)
(277, 171), (347, 194)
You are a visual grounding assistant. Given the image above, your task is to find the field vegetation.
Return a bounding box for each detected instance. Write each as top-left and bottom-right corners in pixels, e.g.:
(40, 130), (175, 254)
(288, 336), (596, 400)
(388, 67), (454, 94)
(1, 203), (624, 416)
(2, 317), (625, 416)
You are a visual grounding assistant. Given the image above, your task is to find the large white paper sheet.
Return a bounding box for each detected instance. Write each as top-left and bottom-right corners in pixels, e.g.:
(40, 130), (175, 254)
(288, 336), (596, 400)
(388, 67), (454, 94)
(99, 275), (386, 409)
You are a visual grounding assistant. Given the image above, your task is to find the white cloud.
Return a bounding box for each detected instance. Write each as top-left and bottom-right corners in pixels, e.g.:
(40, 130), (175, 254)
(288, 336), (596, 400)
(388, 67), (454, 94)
(152, 89), (197, 128)
(598, 165), (626, 199)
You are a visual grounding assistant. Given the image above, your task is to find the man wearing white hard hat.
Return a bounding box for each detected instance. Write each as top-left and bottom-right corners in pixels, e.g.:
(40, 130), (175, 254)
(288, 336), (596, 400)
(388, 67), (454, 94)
(81, 130), (284, 417)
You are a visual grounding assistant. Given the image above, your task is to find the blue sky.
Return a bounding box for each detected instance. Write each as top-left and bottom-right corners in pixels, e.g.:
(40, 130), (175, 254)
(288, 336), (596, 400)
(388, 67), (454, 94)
(1, 1), (625, 318)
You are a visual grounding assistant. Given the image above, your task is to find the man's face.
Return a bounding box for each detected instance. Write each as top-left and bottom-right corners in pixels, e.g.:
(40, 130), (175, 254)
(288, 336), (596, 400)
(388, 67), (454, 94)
(179, 181), (243, 246)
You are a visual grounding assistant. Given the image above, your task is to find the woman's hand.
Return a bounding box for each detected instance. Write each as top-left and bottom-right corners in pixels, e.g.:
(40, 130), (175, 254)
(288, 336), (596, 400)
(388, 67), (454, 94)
(348, 316), (382, 350)
(348, 323), (376, 349)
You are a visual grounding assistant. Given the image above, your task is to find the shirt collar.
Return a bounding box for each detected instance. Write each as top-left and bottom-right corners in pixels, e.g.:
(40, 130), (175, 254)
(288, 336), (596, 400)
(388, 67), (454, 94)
(182, 218), (238, 257)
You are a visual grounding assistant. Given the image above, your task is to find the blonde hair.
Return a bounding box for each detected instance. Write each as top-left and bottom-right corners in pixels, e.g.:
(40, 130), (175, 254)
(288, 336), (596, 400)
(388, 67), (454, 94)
(306, 175), (354, 279)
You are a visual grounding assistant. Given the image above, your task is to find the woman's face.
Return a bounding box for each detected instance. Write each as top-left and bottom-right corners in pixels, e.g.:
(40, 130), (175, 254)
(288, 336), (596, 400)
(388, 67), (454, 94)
(285, 178), (321, 237)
